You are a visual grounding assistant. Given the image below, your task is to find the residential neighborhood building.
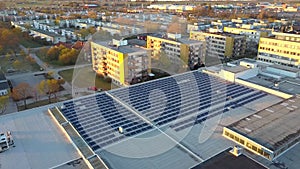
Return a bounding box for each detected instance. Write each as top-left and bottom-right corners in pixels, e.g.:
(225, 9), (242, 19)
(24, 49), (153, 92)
(257, 31), (300, 68)
(190, 31), (246, 59)
(223, 27), (270, 51)
(0, 71), (9, 96)
(147, 33), (204, 69)
(91, 39), (151, 86)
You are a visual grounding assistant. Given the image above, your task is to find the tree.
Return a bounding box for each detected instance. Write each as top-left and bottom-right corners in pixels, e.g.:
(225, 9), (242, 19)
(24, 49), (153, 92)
(38, 79), (60, 103)
(0, 95), (9, 114)
(87, 11), (97, 19)
(167, 16), (187, 34)
(20, 50), (27, 58)
(0, 28), (20, 53)
(76, 28), (90, 40)
(12, 60), (21, 70)
(47, 46), (60, 61)
(12, 83), (32, 109)
(144, 21), (160, 33)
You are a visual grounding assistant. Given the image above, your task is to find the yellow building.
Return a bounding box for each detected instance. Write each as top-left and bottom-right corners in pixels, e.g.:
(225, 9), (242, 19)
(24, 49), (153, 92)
(190, 31), (246, 59)
(91, 39), (151, 86)
(257, 32), (300, 68)
(147, 33), (204, 69)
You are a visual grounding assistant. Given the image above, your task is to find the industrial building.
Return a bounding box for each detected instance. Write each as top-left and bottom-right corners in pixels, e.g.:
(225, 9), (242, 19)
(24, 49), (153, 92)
(190, 31), (246, 60)
(257, 31), (300, 68)
(203, 58), (300, 98)
(2, 66), (300, 169)
(91, 38), (151, 86)
(146, 33), (204, 69)
(223, 95), (300, 160)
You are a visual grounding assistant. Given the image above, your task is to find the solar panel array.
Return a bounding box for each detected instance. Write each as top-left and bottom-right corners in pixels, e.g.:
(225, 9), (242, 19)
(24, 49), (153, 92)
(60, 93), (153, 151)
(59, 71), (269, 152)
(109, 71), (268, 131)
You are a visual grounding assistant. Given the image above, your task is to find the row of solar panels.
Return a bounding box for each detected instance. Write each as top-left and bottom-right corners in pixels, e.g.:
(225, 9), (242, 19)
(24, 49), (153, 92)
(59, 71), (269, 152)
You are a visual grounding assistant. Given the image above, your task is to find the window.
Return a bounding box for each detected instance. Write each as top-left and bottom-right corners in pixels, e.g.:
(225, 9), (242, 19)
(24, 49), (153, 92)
(252, 145), (257, 152)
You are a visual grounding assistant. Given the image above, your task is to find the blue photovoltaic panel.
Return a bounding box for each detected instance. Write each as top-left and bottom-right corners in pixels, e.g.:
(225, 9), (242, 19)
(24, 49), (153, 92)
(109, 71), (268, 132)
(59, 70), (269, 153)
(60, 93), (153, 151)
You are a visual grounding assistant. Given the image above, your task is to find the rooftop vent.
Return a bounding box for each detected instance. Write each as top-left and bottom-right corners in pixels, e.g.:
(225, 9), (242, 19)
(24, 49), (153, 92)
(230, 145), (243, 157)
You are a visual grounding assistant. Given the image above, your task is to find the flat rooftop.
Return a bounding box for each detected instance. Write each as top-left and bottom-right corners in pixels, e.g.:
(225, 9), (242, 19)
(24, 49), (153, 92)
(246, 74), (300, 95)
(56, 70), (282, 168)
(191, 148), (267, 169)
(223, 65), (249, 73)
(0, 105), (82, 169)
(93, 40), (147, 54)
(227, 95), (300, 151)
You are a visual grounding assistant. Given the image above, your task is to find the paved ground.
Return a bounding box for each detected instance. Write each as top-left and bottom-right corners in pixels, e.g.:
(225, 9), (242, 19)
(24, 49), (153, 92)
(0, 105), (81, 169)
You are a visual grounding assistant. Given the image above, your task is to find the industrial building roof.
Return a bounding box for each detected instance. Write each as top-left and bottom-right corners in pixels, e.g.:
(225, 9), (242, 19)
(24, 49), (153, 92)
(228, 95), (300, 151)
(191, 148), (267, 169)
(0, 70), (287, 169)
(56, 70), (281, 168)
(0, 105), (83, 169)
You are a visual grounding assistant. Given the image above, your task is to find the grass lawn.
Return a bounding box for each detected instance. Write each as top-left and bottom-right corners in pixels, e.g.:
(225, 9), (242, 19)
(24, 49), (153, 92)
(19, 38), (43, 48)
(59, 66), (112, 90)
(0, 55), (40, 73)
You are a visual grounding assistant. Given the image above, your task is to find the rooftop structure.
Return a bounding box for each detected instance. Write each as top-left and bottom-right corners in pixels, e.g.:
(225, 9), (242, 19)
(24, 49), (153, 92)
(223, 95), (300, 160)
(204, 59), (300, 97)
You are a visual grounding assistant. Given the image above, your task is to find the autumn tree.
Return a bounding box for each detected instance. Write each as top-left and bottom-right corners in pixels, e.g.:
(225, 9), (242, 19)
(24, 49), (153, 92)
(38, 79), (60, 103)
(12, 83), (32, 109)
(0, 28), (20, 54)
(144, 21), (160, 33)
(75, 28), (90, 40)
(0, 95), (9, 114)
(58, 48), (78, 65)
(87, 11), (97, 19)
(167, 16), (187, 34)
(47, 46), (60, 60)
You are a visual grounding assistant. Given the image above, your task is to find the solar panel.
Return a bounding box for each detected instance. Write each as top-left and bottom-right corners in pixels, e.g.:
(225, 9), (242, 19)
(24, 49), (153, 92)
(60, 93), (153, 151)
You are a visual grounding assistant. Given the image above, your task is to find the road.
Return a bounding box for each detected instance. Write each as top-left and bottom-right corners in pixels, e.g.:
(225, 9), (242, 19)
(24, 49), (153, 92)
(3, 45), (92, 114)
(18, 45), (92, 91)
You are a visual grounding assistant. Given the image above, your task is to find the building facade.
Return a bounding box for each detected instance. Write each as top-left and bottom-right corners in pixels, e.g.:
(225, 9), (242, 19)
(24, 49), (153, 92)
(147, 33), (204, 69)
(190, 31), (246, 59)
(257, 32), (300, 68)
(91, 39), (151, 86)
(223, 27), (269, 51)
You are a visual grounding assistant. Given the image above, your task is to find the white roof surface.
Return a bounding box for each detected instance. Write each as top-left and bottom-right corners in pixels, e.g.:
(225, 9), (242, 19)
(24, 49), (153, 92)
(0, 105), (81, 169)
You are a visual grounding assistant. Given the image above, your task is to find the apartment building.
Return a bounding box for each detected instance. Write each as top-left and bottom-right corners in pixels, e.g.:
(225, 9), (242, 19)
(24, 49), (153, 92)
(190, 31), (246, 59)
(91, 39), (151, 86)
(147, 33), (204, 69)
(223, 27), (270, 51)
(257, 31), (300, 68)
